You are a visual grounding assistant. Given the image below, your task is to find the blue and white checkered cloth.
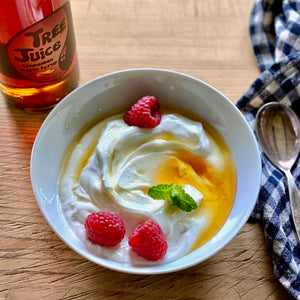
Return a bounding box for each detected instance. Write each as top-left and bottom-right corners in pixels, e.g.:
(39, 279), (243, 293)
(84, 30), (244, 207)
(236, 0), (300, 298)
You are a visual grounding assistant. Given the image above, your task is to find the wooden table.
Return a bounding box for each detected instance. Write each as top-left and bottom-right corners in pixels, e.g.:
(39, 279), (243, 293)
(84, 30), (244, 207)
(0, 0), (295, 299)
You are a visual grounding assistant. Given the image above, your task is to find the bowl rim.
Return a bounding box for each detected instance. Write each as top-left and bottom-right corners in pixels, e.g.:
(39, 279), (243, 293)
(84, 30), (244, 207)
(31, 68), (261, 274)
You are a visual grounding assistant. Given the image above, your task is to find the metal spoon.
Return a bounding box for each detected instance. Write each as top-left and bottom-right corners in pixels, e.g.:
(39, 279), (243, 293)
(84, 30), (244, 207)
(256, 102), (300, 240)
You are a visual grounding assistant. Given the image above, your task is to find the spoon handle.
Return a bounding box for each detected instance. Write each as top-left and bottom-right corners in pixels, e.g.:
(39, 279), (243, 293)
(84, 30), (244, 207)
(285, 170), (300, 241)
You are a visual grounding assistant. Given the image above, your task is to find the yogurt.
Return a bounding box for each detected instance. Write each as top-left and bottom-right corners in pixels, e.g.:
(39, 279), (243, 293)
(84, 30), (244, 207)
(59, 112), (236, 265)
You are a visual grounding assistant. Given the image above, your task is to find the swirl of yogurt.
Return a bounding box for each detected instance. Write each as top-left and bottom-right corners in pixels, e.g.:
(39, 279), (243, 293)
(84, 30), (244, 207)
(60, 113), (212, 264)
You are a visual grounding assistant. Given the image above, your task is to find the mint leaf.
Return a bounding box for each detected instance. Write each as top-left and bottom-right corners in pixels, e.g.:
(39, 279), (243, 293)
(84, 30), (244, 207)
(171, 184), (198, 212)
(169, 191), (179, 207)
(148, 183), (198, 212)
(148, 183), (174, 200)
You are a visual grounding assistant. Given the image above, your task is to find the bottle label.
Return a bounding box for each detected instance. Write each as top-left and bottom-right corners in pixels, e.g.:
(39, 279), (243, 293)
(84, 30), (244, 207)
(6, 2), (76, 83)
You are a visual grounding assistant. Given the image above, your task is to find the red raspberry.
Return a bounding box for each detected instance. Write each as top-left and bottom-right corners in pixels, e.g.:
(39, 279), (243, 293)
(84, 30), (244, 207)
(85, 212), (126, 247)
(128, 219), (168, 261)
(124, 96), (161, 128)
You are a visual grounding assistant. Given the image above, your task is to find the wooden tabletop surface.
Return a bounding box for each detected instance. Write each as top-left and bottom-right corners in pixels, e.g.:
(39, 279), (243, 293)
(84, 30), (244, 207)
(0, 0), (295, 299)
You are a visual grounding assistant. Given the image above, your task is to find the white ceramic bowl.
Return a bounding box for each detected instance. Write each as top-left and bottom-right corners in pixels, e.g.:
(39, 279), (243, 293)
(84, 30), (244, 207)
(31, 68), (261, 274)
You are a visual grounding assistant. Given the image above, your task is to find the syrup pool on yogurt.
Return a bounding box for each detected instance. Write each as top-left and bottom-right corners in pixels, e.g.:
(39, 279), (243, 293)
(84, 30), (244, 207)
(58, 102), (237, 265)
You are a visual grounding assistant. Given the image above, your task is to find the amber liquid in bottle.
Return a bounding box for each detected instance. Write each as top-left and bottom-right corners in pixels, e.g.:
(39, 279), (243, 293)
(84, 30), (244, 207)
(0, 0), (79, 110)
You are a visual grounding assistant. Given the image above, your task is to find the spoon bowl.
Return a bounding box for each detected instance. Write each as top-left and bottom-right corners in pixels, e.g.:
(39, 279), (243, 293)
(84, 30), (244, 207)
(256, 102), (300, 239)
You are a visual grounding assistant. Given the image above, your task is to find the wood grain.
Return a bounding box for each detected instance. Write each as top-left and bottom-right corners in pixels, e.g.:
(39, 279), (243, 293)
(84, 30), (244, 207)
(0, 0), (295, 299)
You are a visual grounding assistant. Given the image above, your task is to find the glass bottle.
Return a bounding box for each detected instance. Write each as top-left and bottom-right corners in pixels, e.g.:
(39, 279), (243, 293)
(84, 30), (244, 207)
(0, 0), (79, 110)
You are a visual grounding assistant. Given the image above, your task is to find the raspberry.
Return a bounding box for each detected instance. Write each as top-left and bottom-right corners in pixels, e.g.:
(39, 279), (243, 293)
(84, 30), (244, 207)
(85, 212), (126, 247)
(124, 96), (161, 128)
(128, 219), (168, 261)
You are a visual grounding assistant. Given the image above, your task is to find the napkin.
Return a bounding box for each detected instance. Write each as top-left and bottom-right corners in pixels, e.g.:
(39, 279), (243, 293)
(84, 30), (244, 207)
(236, 0), (300, 298)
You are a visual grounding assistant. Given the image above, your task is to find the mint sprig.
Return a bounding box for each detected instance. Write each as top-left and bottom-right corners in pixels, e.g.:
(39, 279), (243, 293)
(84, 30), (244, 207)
(148, 183), (198, 212)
